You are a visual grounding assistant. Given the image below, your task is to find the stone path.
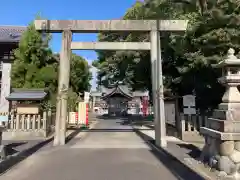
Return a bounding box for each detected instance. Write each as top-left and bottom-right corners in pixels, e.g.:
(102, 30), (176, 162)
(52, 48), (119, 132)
(0, 118), (204, 180)
(134, 124), (220, 180)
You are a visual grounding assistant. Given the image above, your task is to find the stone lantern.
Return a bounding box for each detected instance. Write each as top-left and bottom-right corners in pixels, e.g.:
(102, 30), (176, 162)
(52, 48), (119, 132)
(200, 48), (240, 179)
(0, 125), (6, 160)
(218, 48), (240, 110)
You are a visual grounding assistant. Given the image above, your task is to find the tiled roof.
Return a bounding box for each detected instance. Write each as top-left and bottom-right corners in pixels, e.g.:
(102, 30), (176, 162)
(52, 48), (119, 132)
(92, 85), (149, 98)
(101, 85), (133, 99)
(6, 89), (47, 101)
(0, 26), (26, 43)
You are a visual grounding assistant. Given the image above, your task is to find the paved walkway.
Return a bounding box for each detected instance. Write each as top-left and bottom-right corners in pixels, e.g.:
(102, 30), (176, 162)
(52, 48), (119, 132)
(0, 118), (204, 180)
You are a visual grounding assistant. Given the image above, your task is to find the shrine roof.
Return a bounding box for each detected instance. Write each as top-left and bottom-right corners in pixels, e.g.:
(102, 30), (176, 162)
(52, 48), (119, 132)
(6, 89), (47, 101)
(91, 85), (149, 98)
(0, 25), (26, 43)
(101, 85), (133, 99)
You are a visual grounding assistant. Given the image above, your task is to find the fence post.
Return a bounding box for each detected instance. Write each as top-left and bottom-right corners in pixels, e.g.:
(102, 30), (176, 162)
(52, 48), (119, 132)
(180, 113), (185, 140)
(36, 115), (40, 129)
(204, 114), (208, 128)
(33, 115), (36, 130)
(21, 115), (25, 130)
(0, 127), (6, 160)
(15, 114), (20, 130)
(192, 115), (197, 131)
(47, 110), (52, 126)
(0, 128), (2, 146)
(175, 98), (181, 137)
(10, 114), (15, 129)
(26, 115), (31, 130)
(43, 112), (47, 137)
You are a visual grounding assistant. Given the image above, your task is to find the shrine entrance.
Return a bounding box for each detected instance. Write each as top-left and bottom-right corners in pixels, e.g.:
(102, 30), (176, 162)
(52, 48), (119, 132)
(34, 19), (188, 148)
(101, 85), (132, 116)
(107, 96), (129, 116)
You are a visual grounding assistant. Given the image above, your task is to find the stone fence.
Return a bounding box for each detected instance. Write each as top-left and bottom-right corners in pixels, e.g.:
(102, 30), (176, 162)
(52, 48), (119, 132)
(179, 113), (208, 142)
(3, 111), (55, 139)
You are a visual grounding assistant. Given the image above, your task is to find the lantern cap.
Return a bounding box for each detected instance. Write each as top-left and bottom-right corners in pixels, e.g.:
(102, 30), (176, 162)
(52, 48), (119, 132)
(217, 48), (240, 67)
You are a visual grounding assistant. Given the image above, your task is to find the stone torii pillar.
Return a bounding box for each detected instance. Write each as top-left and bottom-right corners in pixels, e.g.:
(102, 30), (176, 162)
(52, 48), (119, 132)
(150, 21), (166, 147)
(34, 19), (188, 147)
(54, 30), (72, 146)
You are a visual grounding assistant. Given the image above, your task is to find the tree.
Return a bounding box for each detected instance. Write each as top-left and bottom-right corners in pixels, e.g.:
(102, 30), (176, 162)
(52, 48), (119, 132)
(70, 53), (92, 93)
(94, 0), (196, 100)
(53, 53), (92, 111)
(11, 22), (92, 110)
(94, 0), (240, 111)
(170, 0), (240, 111)
(11, 22), (58, 109)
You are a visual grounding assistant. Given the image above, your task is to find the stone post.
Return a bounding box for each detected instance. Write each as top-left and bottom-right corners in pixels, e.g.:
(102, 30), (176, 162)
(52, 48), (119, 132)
(53, 30), (72, 146)
(0, 126), (6, 160)
(150, 23), (167, 147)
(93, 96), (96, 109)
(0, 127), (2, 145)
(200, 48), (240, 179)
(0, 61), (11, 123)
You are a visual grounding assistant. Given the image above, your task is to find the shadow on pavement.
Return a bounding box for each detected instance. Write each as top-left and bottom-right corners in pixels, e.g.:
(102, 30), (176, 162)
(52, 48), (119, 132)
(177, 143), (201, 160)
(96, 115), (123, 120)
(115, 117), (179, 138)
(65, 127), (84, 144)
(0, 137), (53, 175)
(96, 114), (149, 121)
(5, 142), (27, 156)
(80, 128), (150, 132)
(0, 125), (91, 175)
(134, 129), (205, 180)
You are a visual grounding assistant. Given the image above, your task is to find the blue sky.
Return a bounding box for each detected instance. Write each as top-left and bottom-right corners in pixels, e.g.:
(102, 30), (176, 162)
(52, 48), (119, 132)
(0, 0), (137, 90)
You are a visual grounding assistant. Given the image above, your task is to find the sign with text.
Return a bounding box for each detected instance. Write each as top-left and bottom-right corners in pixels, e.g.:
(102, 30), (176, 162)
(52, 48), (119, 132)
(84, 92), (90, 103)
(183, 108), (196, 115)
(78, 102), (88, 125)
(183, 94), (196, 115)
(183, 95), (196, 107)
(68, 112), (78, 124)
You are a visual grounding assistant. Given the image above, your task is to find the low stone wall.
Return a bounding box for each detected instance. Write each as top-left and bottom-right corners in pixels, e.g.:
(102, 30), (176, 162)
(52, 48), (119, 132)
(2, 131), (50, 140)
(180, 114), (208, 142)
(3, 111), (54, 140)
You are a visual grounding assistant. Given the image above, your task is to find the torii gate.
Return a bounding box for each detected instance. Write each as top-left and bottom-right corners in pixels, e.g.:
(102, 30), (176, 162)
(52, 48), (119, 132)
(34, 19), (188, 147)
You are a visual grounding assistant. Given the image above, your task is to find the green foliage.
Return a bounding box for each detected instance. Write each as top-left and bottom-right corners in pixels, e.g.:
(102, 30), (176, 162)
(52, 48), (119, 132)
(12, 23), (57, 89)
(70, 54), (92, 92)
(170, 0), (240, 111)
(95, 0), (195, 96)
(11, 22), (92, 110)
(53, 53), (92, 93)
(94, 0), (240, 111)
(11, 22), (58, 109)
(67, 88), (80, 112)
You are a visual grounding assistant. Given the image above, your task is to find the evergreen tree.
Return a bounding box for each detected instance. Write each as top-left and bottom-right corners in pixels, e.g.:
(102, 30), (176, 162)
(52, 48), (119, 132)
(11, 22), (58, 109)
(171, 0), (240, 111)
(11, 22), (92, 110)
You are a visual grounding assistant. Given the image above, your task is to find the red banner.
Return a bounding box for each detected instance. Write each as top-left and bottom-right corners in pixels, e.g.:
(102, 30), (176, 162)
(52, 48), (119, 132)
(142, 96), (148, 117)
(86, 103), (89, 125)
